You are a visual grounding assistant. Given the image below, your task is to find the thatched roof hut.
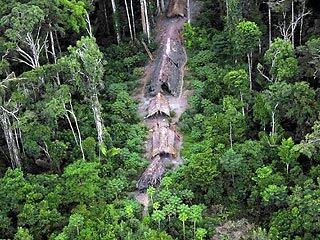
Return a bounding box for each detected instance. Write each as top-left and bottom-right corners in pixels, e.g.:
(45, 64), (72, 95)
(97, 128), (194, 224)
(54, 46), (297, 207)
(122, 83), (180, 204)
(167, 0), (186, 18)
(151, 120), (180, 158)
(136, 156), (165, 190)
(147, 93), (171, 118)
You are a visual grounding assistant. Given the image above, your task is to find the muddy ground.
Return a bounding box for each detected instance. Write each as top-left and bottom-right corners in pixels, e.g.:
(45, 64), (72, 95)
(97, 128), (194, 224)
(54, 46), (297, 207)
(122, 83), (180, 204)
(135, 0), (200, 213)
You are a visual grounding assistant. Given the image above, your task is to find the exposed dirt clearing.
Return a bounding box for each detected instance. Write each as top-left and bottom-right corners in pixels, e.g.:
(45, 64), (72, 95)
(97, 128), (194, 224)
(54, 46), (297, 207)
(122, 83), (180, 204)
(135, 1), (196, 212)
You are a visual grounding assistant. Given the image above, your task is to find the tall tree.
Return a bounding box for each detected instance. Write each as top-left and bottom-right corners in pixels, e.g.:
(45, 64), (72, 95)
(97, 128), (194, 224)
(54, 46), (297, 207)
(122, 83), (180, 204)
(234, 21), (262, 90)
(64, 37), (106, 150)
(260, 38), (298, 82)
(111, 0), (121, 44)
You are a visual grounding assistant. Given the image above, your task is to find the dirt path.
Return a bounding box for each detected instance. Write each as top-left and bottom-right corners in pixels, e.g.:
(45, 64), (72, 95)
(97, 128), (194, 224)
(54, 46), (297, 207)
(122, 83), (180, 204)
(135, 1), (199, 214)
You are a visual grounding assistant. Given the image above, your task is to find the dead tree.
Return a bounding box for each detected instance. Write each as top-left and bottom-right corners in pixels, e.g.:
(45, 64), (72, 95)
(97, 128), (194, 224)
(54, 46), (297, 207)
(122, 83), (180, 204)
(0, 106), (21, 168)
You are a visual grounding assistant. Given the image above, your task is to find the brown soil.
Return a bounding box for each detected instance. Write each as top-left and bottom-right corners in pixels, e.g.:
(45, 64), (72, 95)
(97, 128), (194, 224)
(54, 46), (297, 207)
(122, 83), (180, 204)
(135, 0), (197, 212)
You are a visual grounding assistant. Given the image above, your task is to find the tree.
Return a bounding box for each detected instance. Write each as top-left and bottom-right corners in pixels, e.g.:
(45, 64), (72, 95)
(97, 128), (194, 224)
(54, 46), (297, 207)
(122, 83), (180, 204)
(161, 176), (173, 190)
(195, 228), (207, 240)
(111, 0), (121, 44)
(225, 0), (242, 28)
(254, 82), (291, 136)
(223, 69), (249, 116)
(178, 204), (190, 240)
(269, 179), (320, 239)
(222, 96), (246, 147)
(183, 144), (219, 190)
(252, 166), (287, 206)
(18, 200), (63, 239)
(220, 148), (244, 184)
(234, 21), (262, 90)
(163, 203), (175, 222)
(190, 205), (204, 237)
(14, 227), (33, 240)
(0, 101), (21, 168)
(64, 37), (106, 151)
(261, 38), (298, 82)
(62, 160), (101, 204)
(305, 37), (320, 79)
(270, 0), (310, 46)
(278, 137), (299, 174)
(45, 85), (85, 161)
(140, 0), (151, 43)
(152, 210), (165, 230)
(296, 120), (320, 159)
(147, 186), (156, 206)
(56, 0), (91, 33)
(0, 4), (46, 69)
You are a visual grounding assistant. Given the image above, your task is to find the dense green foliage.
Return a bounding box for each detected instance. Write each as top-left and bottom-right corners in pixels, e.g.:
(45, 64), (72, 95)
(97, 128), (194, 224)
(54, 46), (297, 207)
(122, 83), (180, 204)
(176, 0), (320, 238)
(1, 0), (320, 239)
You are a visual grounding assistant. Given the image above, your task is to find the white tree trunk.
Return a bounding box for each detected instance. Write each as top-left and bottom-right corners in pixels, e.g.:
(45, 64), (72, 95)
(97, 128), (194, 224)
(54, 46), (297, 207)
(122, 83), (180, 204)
(240, 92), (245, 117)
(291, 0), (295, 47)
(91, 93), (105, 147)
(268, 3), (272, 47)
(187, 0), (191, 24)
(247, 51), (253, 91)
(156, 0), (161, 14)
(0, 110), (20, 168)
(144, 0), (151, 43)
(271, 103), (279, 136)
(111, 0), (121, 44)
(140, 0), (147, 35)
(49, 29), (61, 85)
(229, 122), (233, 148)
(124, 0), (134, 41)
(299, 0), (306, 45)
(160, 0), (165, 12)
(65, 101), (85, 160)
(130, 0), (137, 39)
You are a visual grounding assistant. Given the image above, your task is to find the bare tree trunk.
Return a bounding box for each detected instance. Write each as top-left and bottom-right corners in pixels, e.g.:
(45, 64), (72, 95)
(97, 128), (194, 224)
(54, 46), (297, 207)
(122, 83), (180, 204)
(156, 0), (161, 14)
(247, 51), (253, 91)
(148, 0), (155, 25)
(15, 30), (47, 70)
(299, 0), (306, 45)
(124, 0), (134, 41)
(49, 30), (57, 64)
(86, 13), (93, 37)
(226, 1), (229, 25)
(140, 0), (147, 35)
(111, 0), (121, 44)
(54, 31), (62, 55)
(64, 111), (79, 146)
(160, 0), (165, 12)
(271, 111), (276, 135)
(44, 41), (50, 63)
(291, 0), (295, 47)
(240, 92), (245, 117)
(0, 110), (20, 168)
(49, 28), (61, 85)
(144, 0), (151, 43)
(65, 100), (85, 160)
(229, 122), (233, 149)
(91, 93), (105, 148)
(187, 0), (191, 24)
(271, 103), (279, 136)
(268, 2), (272, 47)
(130, 0), (137, 39)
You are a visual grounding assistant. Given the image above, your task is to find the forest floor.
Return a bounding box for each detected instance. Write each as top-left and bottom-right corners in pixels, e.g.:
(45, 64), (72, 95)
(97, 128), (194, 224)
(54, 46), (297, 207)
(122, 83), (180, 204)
(134, 8), (194, 214)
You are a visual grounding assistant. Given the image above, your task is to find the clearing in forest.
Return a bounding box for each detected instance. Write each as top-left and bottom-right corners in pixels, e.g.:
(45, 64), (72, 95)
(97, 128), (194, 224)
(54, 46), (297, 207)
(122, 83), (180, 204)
(135, 0), (195, 209)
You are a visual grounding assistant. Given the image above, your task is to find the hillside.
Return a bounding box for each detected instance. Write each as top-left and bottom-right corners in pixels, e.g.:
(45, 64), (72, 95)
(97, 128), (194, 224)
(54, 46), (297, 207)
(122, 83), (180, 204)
(0, 0), (320, 239)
